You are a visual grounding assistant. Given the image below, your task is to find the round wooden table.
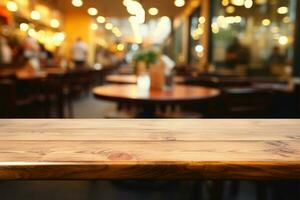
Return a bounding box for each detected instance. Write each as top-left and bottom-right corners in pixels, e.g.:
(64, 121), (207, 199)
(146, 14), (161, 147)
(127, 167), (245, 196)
(16, 71), (48, 80)
(93, 84), (221, 117)
(105, 74), (186, 84)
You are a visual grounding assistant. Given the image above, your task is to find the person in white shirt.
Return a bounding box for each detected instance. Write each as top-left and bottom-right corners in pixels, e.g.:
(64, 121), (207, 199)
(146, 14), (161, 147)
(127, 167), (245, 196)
(0, 36), (12, 64)
(71, 37), (88, 67)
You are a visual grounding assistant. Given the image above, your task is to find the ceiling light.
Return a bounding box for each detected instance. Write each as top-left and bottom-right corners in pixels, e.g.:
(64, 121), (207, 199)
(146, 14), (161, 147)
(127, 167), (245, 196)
(117, 44), (125, 51)
(124, 0), (145, 24)
(123, 0), (131, 6)
(262, 19), (270, 26)
(222, 0), (230, 6)
(115, 32), (122, 37)
(28, 29), (37, 37)
(72, 0), (83, 7)
(195, 45), (204, 53)
(20, 23), (29, 32)
(244, 0), (253, 8)
(105, 23), (113, 30)
(90, 23), (98, 30)
(6, 1), (18, 12)
(226, 6), (235, 13)
(277, 7), (288, 15)
(174, 0), (185, 7)
(88, 7), (98, 16)
(30, 10), (41, 20)
(97, 16), (106, 23)
(50, 19), (60, 28)
(231, 0), (245, 6)
(234, 16), (242, 23)
(211, 22), (220, 34)
(112, 27), (119, 33)
(161, 16), (170, 22)
(199, 16), (206, 24)
(148, 7), (158, 16)
(278, 36), (288, 45)
(283, 16), (290, 23)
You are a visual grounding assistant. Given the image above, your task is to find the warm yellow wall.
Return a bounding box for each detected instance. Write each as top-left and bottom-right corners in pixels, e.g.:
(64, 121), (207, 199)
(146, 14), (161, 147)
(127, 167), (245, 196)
(63, 9), (95, 65)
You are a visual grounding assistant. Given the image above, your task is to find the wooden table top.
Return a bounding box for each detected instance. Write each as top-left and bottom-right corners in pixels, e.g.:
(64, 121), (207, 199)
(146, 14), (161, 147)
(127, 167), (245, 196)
(15, 71), (48, 80)
(0, 69), (55, 80)
(0, 119), (299, 180)
(252, 83), (294, 93)
(105, 74), (186, 84)
(105, 74), (139, 84)
(93, 84), (220, 104)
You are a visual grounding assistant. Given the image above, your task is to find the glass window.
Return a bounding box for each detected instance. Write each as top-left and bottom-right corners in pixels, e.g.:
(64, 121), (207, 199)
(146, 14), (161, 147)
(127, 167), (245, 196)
(211, 0), (297, 77)
(174, 22), (184, 63)
(188, 7), (203, 66)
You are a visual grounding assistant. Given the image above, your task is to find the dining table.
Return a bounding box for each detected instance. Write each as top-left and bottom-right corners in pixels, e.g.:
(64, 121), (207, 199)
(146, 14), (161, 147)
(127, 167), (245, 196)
(105, 74), (186, 84)
(93, 84), (221, 117)
(0, 119), (299, 180)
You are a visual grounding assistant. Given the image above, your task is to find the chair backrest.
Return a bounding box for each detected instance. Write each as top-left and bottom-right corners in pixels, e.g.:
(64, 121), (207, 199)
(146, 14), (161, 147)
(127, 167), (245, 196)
(222, 88), (273, 118)
(0, 79), (17, 118)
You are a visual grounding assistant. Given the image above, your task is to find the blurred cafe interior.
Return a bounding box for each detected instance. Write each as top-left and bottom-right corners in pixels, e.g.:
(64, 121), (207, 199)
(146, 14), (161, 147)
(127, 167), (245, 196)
(1, 1), (300, 200)
(0, 0), (300, 119)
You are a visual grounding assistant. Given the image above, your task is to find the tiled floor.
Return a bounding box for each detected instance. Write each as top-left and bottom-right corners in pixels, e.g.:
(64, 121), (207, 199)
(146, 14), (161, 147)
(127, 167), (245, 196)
(73, 95), (116, 118)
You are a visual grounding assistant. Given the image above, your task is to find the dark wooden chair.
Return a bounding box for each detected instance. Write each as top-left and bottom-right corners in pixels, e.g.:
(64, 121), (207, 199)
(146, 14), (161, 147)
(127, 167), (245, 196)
(35, 75), (66, 118)
(221, 88), (274, 118)
(0, 79), (17, 118)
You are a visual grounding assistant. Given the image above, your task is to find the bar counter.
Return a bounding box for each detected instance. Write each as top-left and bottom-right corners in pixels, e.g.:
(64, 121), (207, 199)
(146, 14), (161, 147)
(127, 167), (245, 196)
(0, 119), (299, 180)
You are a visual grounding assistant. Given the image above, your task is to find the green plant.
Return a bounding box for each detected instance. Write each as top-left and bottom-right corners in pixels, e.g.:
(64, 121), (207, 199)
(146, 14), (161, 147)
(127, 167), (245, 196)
(133, 50), (158, 68)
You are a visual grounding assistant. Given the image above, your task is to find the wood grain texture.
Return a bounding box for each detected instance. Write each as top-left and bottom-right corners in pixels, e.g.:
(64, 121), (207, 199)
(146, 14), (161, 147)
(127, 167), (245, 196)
(0, 119), (299, 180)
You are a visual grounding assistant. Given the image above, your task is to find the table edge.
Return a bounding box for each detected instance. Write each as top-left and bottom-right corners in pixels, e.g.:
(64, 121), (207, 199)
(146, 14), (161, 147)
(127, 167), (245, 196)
(1, 161), (299, 180)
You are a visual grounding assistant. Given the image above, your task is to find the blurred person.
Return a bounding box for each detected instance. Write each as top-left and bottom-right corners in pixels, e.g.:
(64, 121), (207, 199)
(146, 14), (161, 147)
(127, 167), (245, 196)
(268, 46), (286, 66)
(269, 46), (287, 76)
(39, 43), (54, 67)
(53, 46), (68, 69)
(23, 36), (40, 71)
(96, 49), (115, 66)
(71, 37), (88, 68)
(0, 35), (12, 64)
(23, 36), (40, 59)
(226, 37), (250, 70)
